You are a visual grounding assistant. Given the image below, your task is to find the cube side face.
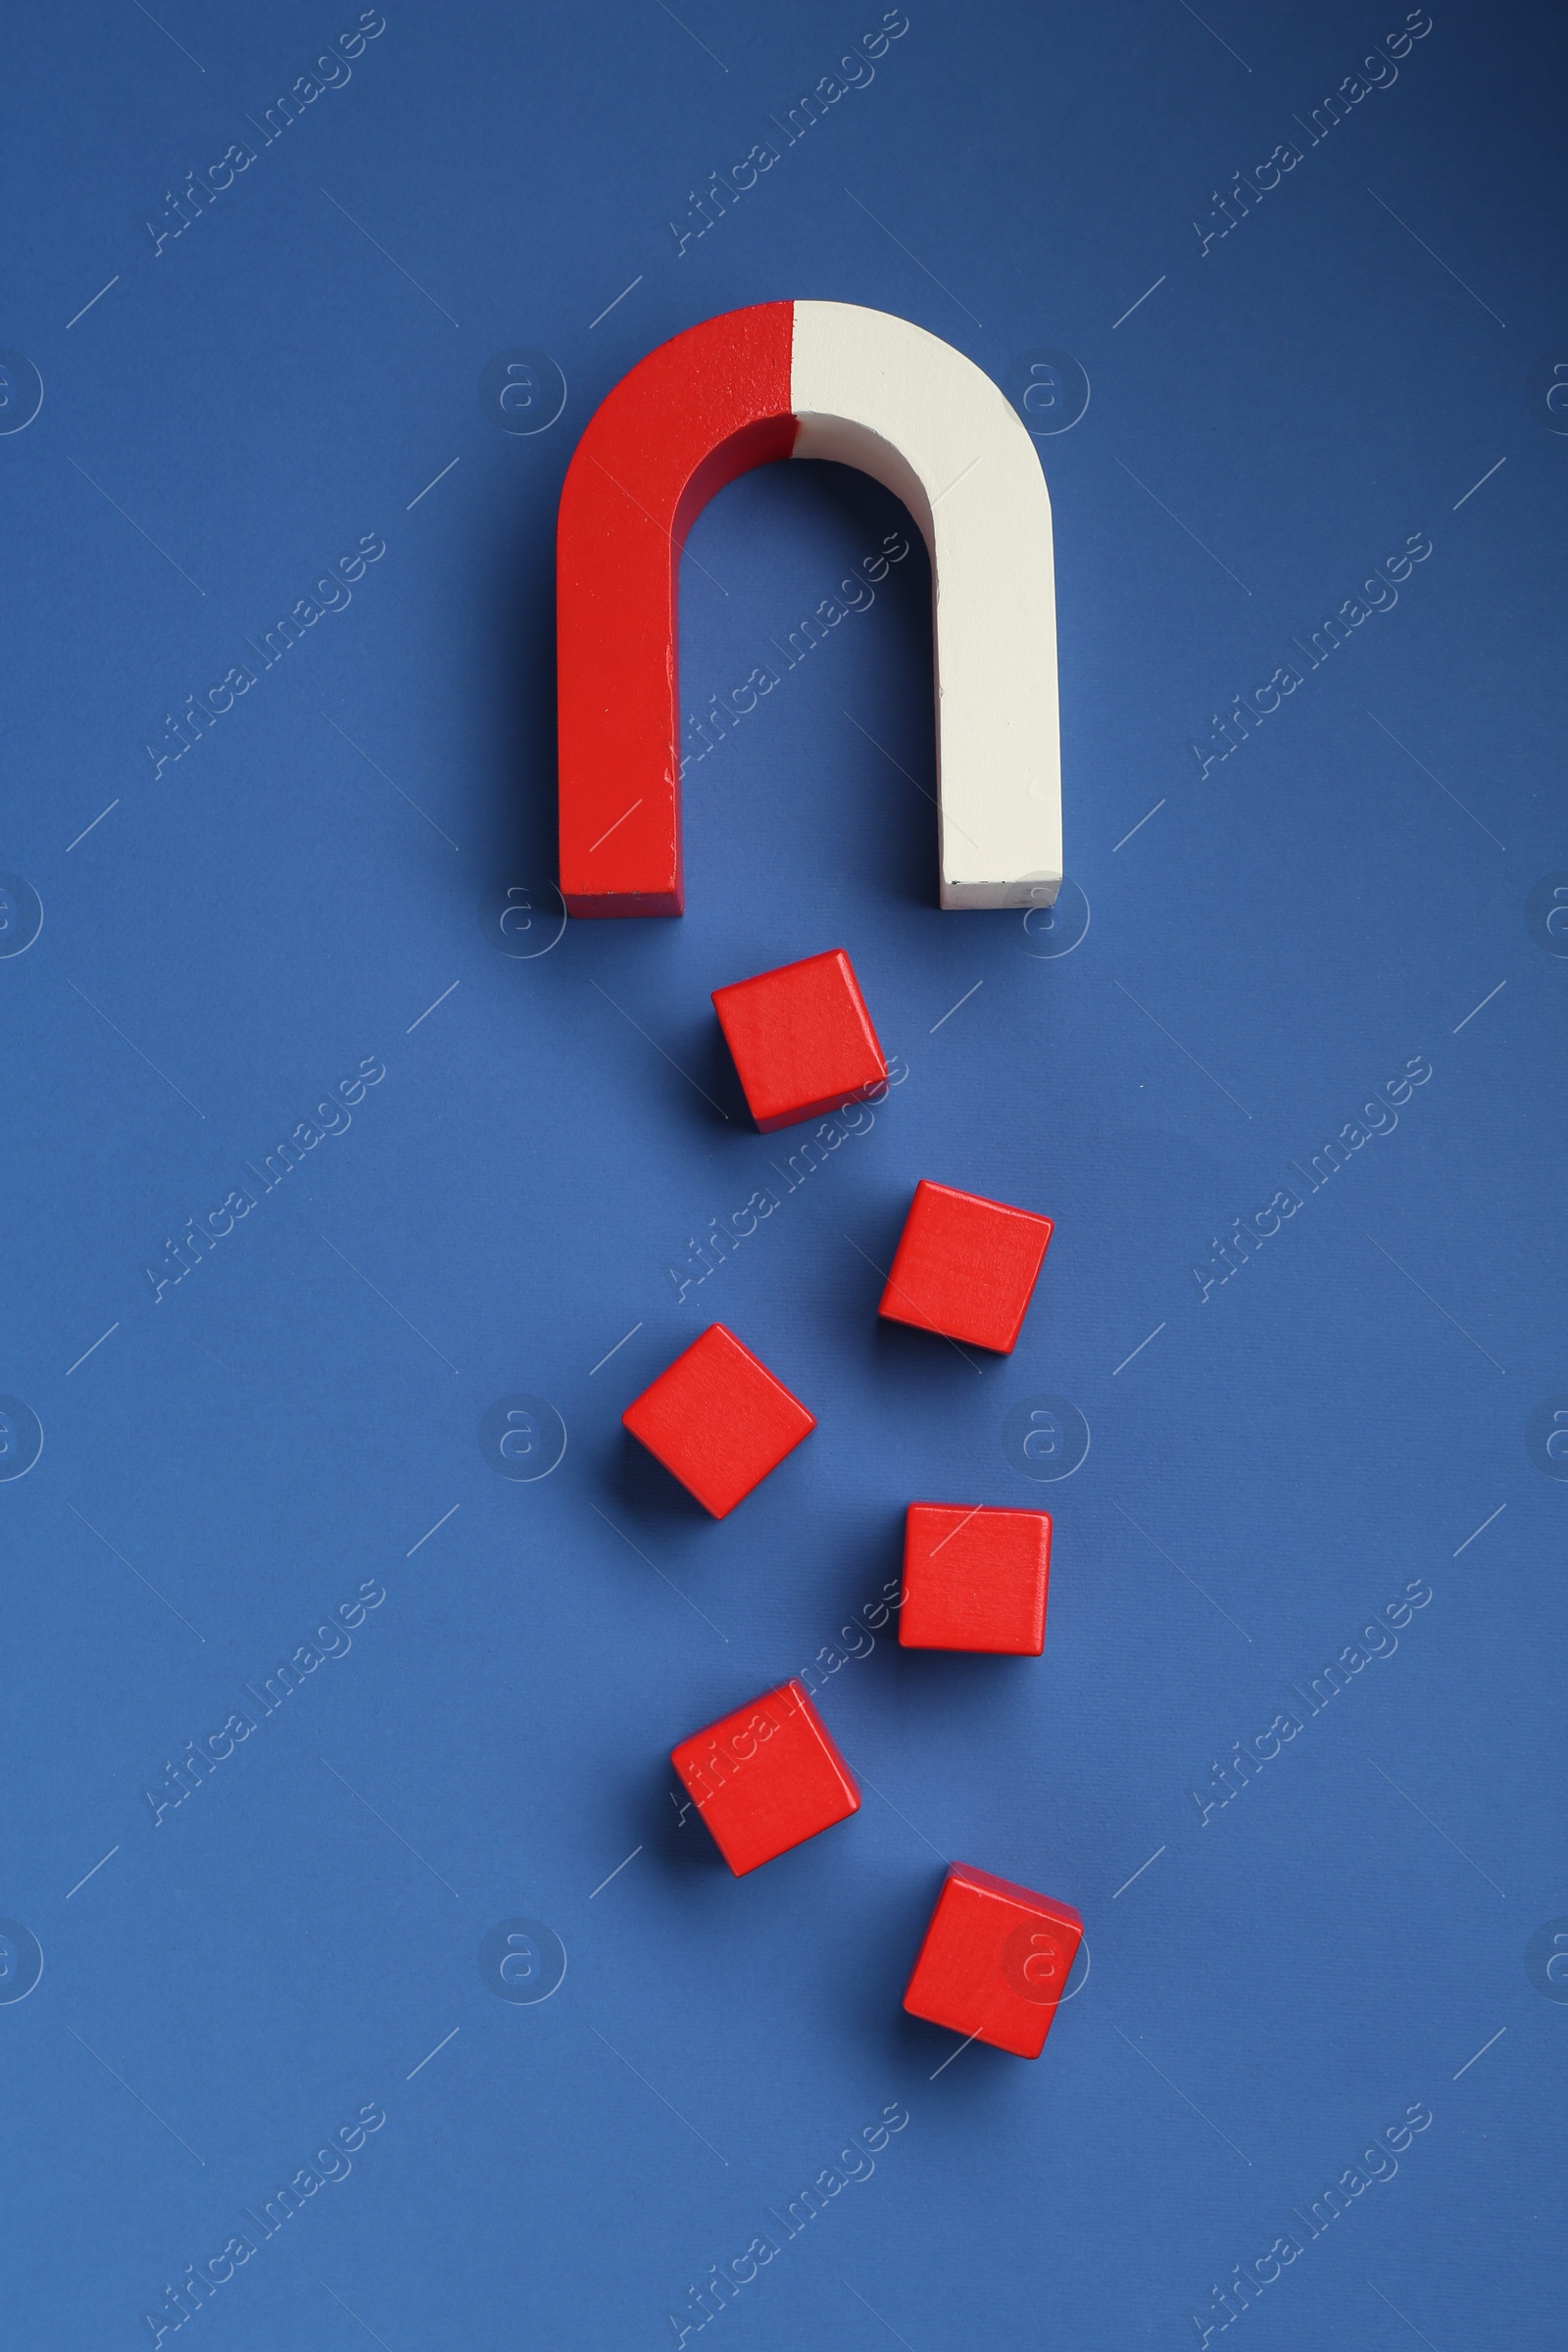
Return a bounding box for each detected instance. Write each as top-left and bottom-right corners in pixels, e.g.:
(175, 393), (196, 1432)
(900, 1503), (1051, 1653)
(879, 1182), (1054, 1353)
(903, 1865), (1083, 2058)
(671, 1679), (860, 1875)
(712, 950), (886, 1133)
(621, 1324), (814, 1517)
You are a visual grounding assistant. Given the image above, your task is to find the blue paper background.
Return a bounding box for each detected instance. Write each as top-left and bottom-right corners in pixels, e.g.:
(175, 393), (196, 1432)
(1, 2), (1563, 2344)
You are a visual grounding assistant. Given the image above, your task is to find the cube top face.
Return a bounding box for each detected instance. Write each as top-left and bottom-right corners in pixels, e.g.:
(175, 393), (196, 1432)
(670, 1679), (860, 1875)
(903, 1863), (1083, 2058)
(621, 1323), (814, 1518)
(900, 1502), (1052, 1654)
(711, 949), (887, 1133)
(879, 1180), (1054, 1354)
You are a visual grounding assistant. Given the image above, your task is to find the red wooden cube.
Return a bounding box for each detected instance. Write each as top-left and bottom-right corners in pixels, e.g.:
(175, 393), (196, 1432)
(621, 1323), (813, 1518)
(711, 949), (887, 1133)
(670, 1679), (860, 1875)
(903, 1863), (1083, 2058)
(879, 1180), (1054, 1353)
(900, 1502), (1052, 1654)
